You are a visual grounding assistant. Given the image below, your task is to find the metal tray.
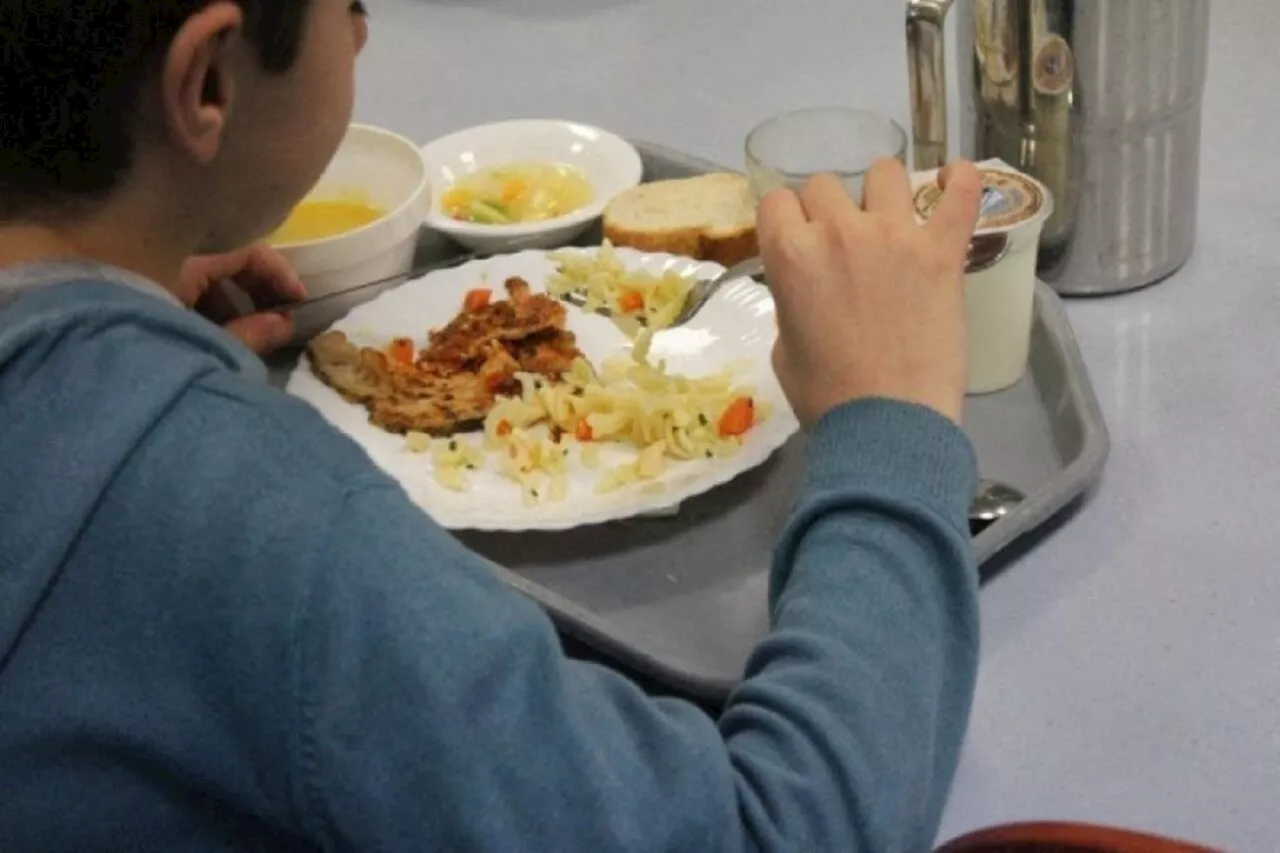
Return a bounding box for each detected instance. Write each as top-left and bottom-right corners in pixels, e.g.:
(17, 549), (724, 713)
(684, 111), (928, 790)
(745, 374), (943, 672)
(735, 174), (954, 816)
(269, 141), (1110, 705)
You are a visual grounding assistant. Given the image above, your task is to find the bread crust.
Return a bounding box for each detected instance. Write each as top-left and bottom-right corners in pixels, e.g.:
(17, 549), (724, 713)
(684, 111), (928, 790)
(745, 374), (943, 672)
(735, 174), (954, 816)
(602, 173), (759, 267)
(602, 222), (758, 267)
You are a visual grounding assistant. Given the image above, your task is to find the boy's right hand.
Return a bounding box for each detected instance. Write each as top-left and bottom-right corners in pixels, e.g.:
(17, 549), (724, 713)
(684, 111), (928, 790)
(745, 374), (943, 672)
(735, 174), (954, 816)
(757, 158), (982, 426)
(184, 244), (307, 355)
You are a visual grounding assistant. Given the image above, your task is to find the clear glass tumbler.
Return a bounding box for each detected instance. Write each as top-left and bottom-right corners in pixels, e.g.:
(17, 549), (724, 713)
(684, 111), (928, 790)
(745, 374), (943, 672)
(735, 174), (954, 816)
(745, 106), (908, 203)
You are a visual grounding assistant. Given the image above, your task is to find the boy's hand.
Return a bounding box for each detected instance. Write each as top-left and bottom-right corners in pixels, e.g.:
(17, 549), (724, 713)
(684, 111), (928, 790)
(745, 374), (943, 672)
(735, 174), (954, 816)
(182, 245), (307, 355)
(757, 158), (982, 426)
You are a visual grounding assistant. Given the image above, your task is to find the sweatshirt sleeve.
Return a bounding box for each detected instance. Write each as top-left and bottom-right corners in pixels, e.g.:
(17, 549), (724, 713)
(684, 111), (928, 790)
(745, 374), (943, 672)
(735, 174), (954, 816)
(292, 398), (979, 853)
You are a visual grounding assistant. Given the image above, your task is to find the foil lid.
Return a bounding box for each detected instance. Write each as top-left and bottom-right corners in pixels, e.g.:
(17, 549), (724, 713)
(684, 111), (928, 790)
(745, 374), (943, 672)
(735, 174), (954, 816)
(912, 160), (1052, 236)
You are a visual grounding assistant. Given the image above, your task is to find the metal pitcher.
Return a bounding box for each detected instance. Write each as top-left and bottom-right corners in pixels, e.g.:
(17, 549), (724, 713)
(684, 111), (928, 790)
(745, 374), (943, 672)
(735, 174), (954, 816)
(906, 0), (1210, 295)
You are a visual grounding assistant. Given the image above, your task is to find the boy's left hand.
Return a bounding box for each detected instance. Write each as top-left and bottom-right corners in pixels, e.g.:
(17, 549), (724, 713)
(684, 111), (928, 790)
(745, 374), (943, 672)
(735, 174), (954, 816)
(181, 245), (308, 355)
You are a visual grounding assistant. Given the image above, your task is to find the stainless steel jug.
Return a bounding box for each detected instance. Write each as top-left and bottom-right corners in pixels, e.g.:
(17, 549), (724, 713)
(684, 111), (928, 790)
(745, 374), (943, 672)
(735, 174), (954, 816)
(906, 0), (1210, 295)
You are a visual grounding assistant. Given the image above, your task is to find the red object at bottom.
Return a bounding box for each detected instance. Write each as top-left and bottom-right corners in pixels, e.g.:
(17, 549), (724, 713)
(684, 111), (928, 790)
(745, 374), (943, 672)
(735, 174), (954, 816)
(937, 821), (1224, 853)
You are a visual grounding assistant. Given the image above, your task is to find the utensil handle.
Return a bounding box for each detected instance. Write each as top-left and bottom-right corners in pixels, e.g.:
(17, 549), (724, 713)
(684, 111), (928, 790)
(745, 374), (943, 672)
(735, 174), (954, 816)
(906, 0), (954, 171)
(725, 256), (766, 282)
(289, 252), (481, 311)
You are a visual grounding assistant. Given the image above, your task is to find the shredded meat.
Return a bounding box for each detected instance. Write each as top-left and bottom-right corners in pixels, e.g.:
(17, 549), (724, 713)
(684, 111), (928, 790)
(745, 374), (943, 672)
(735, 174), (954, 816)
(417, 277), (570, 373)
(306, 277), (583, 436)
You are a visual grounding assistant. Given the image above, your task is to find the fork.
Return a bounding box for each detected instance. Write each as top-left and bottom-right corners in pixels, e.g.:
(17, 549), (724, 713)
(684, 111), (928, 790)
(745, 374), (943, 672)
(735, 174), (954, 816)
(558, 256), (766, 327)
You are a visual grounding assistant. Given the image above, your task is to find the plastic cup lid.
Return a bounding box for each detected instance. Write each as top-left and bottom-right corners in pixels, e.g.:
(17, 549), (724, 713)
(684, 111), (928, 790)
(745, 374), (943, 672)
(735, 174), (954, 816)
(912, 161), (1052, 236)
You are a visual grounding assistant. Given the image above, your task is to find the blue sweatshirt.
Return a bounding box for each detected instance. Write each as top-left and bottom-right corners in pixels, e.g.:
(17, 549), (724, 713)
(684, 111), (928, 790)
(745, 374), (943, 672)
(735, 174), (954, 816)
(0, 264), (980, 853)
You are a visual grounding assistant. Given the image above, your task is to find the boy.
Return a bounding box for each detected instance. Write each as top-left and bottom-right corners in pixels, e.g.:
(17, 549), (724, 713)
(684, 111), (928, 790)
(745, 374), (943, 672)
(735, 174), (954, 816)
(0, 1), (984, 850)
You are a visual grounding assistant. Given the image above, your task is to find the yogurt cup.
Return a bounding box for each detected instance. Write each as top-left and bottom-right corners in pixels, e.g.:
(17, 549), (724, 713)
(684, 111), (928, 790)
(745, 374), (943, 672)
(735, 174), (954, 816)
(912, 159), (1054, 394)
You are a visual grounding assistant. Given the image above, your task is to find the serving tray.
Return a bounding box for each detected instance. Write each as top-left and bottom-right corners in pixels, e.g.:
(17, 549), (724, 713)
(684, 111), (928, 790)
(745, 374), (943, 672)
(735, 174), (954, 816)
(268, 140), (1110, 705)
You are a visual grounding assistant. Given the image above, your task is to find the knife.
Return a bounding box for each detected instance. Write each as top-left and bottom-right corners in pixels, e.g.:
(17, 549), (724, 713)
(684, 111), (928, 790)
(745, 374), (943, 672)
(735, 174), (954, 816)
(275, 251), (484, 313)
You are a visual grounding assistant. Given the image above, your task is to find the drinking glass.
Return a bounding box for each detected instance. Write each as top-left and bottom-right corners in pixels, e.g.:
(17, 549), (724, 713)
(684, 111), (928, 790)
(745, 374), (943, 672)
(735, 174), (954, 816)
(745, 107), (908, 203)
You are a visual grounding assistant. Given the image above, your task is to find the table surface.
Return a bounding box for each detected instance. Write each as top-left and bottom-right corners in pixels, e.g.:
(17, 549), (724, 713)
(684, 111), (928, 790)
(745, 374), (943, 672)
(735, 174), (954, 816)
(353, 2), (1278, 849)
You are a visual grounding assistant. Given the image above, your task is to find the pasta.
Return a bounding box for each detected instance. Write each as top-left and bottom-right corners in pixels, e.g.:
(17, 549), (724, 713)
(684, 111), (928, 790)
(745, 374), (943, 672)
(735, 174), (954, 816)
(496, 427), (570, 506)
(546, 241), (693, 333)
(479, 338), (771, 496)
(406, 432), (485, 491)
(406, 343), (770, 501)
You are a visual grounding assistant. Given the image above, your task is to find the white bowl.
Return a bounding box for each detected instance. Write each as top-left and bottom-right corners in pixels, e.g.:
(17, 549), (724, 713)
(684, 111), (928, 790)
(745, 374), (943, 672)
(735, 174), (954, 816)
(274, 123), (430, 342)
(419, 119), (643, 254)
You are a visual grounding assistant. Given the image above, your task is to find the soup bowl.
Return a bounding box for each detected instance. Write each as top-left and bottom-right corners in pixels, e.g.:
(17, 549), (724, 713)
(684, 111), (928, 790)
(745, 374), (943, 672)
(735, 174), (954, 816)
(420, 119), (643, 254)
(272, 123), (430, 342)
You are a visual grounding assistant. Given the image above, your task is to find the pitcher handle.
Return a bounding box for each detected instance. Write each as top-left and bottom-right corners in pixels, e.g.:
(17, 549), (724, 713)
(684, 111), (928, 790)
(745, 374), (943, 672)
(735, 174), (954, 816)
(906, 0), (954, 171)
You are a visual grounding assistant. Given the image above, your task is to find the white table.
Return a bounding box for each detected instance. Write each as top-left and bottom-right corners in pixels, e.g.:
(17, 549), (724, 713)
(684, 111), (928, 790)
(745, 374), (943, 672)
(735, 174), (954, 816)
(354, 2), (1280, 849)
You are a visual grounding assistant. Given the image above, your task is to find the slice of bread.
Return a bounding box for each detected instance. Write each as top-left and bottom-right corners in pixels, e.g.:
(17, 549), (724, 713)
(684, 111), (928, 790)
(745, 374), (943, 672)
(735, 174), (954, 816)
(602, 173), (758, 267)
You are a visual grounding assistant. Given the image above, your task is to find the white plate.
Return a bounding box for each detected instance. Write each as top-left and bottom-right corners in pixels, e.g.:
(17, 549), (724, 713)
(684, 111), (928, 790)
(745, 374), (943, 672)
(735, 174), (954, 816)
(285, 248), (799, 531)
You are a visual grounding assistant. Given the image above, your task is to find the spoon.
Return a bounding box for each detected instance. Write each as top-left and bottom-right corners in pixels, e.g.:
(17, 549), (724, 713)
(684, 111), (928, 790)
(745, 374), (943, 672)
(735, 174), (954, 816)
(969, 478), (1025, 535)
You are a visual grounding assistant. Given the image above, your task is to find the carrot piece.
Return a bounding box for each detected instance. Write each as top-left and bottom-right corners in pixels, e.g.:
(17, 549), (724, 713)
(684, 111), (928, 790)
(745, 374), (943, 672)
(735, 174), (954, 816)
(575, 418), (594, 442)
(617, 290), (645, 314)
(500, 179), (527, 204)
(496, 420), (512, 437)
(463, 288), (492, 312)
(717, 396), (755, 437)
(388, 337), (414, 365)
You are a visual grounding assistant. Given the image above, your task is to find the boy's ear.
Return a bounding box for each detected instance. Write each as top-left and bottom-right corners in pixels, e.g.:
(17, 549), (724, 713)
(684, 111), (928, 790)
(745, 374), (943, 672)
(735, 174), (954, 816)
(160, 1), (246, 165)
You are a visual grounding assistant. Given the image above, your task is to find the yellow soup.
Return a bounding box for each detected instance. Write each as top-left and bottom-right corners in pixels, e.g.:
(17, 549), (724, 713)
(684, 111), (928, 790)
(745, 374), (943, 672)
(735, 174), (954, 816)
(441, 163), (593, 225)
(269, 198), (385, 244)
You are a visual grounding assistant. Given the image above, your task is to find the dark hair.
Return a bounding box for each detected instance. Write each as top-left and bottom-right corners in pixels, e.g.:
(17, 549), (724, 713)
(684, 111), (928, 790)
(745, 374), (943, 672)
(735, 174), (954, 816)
(0, 0), (313, 219)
